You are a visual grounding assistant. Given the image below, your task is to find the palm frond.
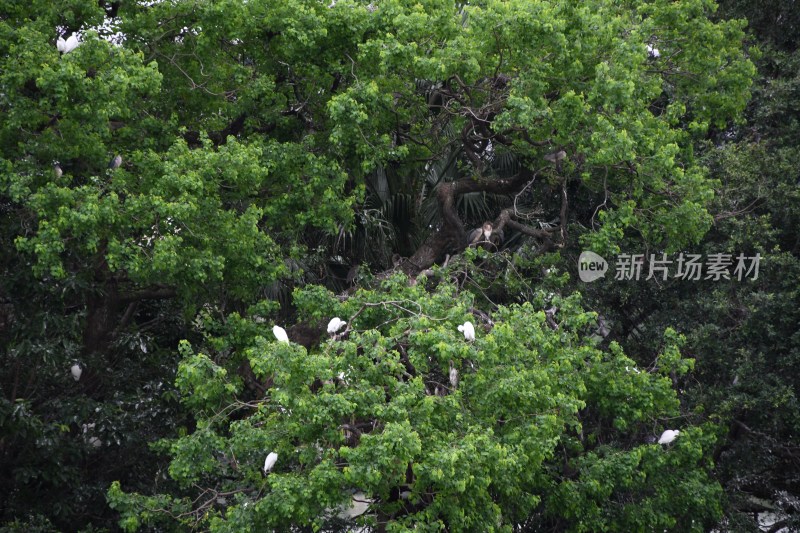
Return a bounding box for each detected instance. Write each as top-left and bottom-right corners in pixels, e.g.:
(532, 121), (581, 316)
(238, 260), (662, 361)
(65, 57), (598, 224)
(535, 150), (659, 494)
(383, 193), (414, 224)
(365, 165), (390, 203)
(491, 151), (520, 178)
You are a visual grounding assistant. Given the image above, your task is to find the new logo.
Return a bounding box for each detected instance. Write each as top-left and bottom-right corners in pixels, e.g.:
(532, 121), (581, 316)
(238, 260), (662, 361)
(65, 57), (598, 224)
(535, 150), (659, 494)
(578, 251), (608, 282)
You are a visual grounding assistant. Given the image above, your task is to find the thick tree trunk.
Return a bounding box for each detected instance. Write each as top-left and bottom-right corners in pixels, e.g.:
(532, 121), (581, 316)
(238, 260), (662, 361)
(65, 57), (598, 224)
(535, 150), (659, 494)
(399, 229), (459, 276)
(82, 282), (122, 356)
(82, 275), (176, 356)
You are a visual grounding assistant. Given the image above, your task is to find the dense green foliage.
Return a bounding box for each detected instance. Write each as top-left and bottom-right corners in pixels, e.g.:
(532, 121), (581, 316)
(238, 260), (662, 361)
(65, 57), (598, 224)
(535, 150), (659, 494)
(107, 282), (720, 531)
(2, 0), (797, 531)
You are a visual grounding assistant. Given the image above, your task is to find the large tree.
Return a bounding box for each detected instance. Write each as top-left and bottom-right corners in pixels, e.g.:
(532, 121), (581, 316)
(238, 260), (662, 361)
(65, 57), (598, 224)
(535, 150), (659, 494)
(0, 0), (756, 530)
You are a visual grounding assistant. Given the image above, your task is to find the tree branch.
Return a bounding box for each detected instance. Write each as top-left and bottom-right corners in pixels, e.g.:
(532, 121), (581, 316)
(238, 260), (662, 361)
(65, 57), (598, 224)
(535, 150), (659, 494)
(398, 164), (566, 276)
(119, 285), (177, 304)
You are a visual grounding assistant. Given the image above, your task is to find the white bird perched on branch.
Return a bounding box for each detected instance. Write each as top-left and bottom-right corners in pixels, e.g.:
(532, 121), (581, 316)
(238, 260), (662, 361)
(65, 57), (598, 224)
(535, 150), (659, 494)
(457, 321), (475, 341)
(70, 363), (82, 381)
(658, 429), (680, 445)
(646, 44), (661, 58)
(327, 317), (346, 335)
(337, 491), (373, 519)
(263, 451), (278, 473)
(272, 325), (289, 343)
(57, 34), (81, 54)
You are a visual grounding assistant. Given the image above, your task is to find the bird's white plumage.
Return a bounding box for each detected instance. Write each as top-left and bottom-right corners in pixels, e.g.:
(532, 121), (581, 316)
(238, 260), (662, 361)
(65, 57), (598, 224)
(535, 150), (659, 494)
(65, 34), (80, 53)
(71, 363), (82, 381)
(263, 451), (278, 473)
(457, 321), (475, 341)
(272, 325), (289, 343)
(327, 317), (346, 335)
(658, 429), (680, 445)
(646, 44), (660, 58)
(337, 492), (373, 519)
(58, 34), (81, 54)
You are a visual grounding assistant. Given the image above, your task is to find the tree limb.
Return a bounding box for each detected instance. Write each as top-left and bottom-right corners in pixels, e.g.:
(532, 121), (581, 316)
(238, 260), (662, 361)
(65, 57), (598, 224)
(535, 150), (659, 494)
(398, 164), (566, 276)
(118, 285), (178, 304)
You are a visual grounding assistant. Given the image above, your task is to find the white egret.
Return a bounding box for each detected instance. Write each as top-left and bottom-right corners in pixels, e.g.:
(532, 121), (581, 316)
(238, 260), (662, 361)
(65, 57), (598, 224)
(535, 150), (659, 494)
(327, 317), (346, 335)
(65, 34), (80, 52)
(449, 360), (459, 389)
(646, 44), (660, 58)
(263, 451), (278, 473)
(338, 491), (373, 519)
(71, 363), (82, 381)
(658, 429), (680, 445)
(57, 34), (81, 54)
(272, 325), (289, 343)
(457, 321), (475, 341)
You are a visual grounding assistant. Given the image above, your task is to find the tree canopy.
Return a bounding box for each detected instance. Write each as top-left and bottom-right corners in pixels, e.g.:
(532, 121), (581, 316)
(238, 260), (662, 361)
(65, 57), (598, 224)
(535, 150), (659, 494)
(6, 0), (799, 531)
